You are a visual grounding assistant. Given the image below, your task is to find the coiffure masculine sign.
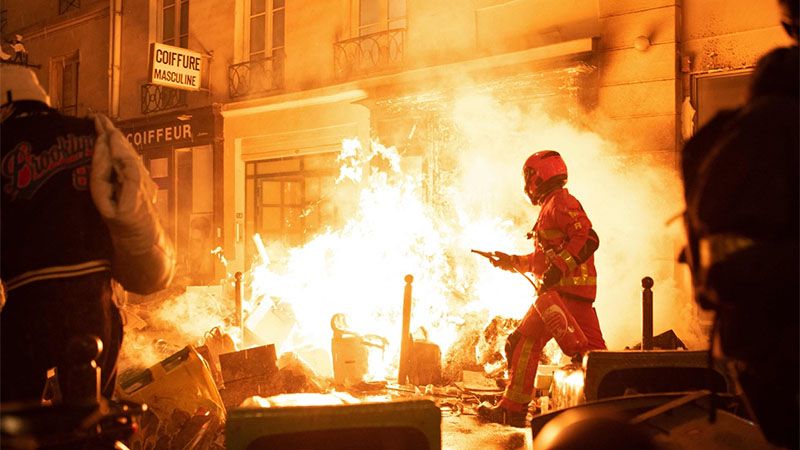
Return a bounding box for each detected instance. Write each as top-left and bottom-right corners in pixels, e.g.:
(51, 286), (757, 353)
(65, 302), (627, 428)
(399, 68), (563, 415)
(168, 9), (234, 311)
(149, 42), (202, 91)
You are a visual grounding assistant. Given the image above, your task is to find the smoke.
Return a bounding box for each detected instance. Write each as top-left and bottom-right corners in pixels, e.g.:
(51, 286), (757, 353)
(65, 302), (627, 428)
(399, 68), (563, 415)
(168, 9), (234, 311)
(118, 287), (234, 372)
(443, 91), (705, 350)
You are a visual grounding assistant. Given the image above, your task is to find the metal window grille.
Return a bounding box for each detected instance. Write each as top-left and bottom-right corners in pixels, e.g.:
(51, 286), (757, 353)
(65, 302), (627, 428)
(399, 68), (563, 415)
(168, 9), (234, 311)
(227, 54), (284, 99)
(334, 28), (405, 80)
(141, 83), (188, 114)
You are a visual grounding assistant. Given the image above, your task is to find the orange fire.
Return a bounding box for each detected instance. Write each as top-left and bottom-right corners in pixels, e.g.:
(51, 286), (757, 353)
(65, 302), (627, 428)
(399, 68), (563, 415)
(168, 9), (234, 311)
(551, 365), (585, 410)
(242, 135), (534, 380)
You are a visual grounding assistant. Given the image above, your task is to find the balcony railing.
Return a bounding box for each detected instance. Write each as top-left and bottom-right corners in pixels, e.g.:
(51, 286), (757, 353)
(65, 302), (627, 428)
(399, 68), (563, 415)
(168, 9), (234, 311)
(141, 83), (188, 114)
(228, 55), (284, 99)
(334, 28), (405, 80)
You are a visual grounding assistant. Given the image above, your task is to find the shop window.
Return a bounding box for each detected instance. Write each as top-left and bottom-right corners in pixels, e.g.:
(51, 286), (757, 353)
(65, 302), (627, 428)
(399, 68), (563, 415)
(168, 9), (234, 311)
(692, 70), (752, 129)
(245, 153), (347, 262)
(142, 145), (215, 285)
(359, 0), (406, 35)
(160, 0), (189, 48)
(49, 51), (79, 116)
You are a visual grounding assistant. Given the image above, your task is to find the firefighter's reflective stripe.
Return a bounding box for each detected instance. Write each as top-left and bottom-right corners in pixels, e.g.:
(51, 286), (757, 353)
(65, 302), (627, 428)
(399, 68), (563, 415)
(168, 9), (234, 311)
(558, 264), (596, 286)
(559, 249), (578, 271)
(538, 228), (565, 240)
(505, 337), (537, 404)
(5, 260), (111, 292)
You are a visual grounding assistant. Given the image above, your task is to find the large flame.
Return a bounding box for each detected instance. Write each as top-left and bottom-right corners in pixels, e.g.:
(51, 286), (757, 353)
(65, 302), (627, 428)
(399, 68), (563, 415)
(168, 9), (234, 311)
(244, 136), (533, 379)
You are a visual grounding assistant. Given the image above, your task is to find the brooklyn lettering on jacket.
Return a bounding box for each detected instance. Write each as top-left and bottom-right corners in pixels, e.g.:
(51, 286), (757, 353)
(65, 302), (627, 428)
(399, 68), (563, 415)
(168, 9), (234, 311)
(1, 133), (94, 200)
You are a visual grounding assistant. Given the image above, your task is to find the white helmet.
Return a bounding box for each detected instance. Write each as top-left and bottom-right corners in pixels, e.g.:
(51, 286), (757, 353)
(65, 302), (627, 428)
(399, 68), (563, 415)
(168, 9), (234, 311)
(0, 64), (50, 106)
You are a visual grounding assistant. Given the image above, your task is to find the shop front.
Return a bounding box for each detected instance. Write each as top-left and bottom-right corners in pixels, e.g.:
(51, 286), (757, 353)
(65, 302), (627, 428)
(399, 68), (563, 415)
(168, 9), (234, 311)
(117, 105), (224, 285)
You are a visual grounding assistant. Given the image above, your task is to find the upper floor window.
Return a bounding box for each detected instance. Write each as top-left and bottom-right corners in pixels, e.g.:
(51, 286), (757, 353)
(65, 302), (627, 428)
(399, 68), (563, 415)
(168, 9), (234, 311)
(49, 51), (79, 116)
(247, 0), (285, 62)
(359, 0), (406, 35)
(161, 0), (189, 48)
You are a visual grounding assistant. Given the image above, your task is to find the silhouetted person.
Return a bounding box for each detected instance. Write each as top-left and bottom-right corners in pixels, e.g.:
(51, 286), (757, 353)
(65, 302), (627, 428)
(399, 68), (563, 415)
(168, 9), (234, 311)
(0, 64), (175, 403)
(680, 1), (799, 447)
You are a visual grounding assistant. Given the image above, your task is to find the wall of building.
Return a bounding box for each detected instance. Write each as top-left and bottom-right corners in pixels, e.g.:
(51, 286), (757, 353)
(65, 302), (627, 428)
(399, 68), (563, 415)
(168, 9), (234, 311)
(282, 0), (343, 91)
(593, 0), (680, 163)
(2, 0), (72, 32)
(117, 0), (234, 120)
(116, 0), (150, 119)
(473, 0), (598, 54)
(683, 0), (791, 72)
(4, 1), (110, 116)
(405, 0), (477, 67)
(188, 0), (234, 105)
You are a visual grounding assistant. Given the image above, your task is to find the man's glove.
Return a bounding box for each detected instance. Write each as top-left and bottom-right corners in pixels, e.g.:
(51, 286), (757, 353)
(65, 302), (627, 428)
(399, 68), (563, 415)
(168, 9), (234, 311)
(541, 264), (563, 290)
(491, 251), (516, 272)
(91, 114), (158, 223)
(90, 114), (175, 294)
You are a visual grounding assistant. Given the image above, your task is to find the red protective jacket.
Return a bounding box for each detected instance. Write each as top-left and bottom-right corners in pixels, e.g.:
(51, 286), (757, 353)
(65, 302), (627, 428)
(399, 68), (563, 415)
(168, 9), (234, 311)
(513, 188), (598, 301)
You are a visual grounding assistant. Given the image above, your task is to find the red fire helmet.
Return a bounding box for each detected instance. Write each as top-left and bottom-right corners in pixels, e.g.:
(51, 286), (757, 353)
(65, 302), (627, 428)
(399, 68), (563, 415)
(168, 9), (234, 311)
(523, 150), (568, 205)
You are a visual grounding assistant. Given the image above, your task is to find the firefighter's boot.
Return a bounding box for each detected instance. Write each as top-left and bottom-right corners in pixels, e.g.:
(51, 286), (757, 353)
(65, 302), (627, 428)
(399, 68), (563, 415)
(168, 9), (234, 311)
(476, 401), (527, 428)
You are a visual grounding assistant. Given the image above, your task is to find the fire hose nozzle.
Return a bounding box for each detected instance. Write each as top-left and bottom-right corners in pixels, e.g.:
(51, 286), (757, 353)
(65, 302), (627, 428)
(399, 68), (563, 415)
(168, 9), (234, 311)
(471, 249), (543, 291)
(470, 249), (496, 260)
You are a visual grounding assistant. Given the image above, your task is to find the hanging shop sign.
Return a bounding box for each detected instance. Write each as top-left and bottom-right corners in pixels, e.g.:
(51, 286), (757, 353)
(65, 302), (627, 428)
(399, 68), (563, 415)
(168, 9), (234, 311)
(149, 42), (202, 91)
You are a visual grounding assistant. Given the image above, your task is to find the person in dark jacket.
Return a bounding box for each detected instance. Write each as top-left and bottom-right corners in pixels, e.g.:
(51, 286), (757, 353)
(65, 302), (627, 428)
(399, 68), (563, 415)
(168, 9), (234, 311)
(680, 1), (799, 447)
(0, 64), (175, 403)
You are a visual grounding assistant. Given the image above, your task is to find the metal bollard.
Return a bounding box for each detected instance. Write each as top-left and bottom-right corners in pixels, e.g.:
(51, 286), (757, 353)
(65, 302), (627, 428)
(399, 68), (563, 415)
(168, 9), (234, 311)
(234, 271), (244, 339)
(642, 276), (654, 350)
(397, 274), (414, 384)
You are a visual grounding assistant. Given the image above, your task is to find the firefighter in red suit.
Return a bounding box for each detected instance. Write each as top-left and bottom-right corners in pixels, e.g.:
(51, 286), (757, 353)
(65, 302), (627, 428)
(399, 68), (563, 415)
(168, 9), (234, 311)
(477, 150), (606, 427)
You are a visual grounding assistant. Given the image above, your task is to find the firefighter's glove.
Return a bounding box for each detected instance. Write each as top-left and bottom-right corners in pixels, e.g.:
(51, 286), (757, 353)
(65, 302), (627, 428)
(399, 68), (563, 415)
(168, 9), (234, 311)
(541, 264), (563, 290)
(491, 252), (516, 272)
(90, 114), (175, 294)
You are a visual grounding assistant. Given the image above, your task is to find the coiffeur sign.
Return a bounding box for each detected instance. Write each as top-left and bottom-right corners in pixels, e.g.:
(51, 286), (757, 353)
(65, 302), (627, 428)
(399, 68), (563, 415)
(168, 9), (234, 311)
(149, 42), (202, 91)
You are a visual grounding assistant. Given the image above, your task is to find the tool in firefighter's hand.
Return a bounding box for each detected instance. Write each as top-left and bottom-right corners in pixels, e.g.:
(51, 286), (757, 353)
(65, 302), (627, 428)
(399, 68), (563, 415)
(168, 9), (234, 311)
(472, 249), (544, 292)
(471, 249), (516, 272)
(472, 250), (587, 357)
